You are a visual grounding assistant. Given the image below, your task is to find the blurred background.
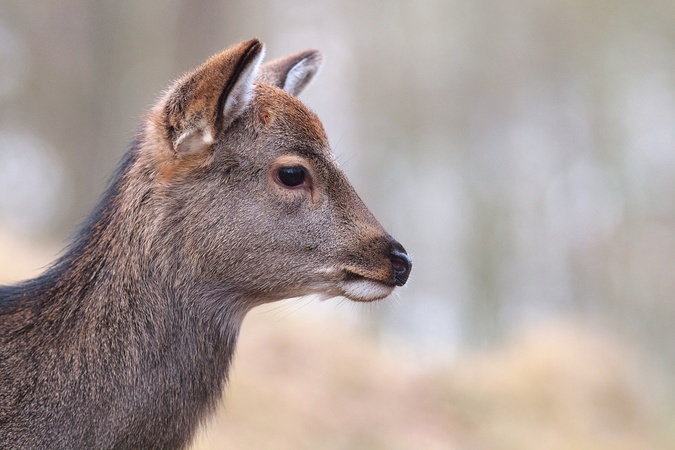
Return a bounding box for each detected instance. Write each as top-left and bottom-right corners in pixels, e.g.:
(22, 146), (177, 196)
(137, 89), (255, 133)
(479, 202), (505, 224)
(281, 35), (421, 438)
(1, 1), (673, 448)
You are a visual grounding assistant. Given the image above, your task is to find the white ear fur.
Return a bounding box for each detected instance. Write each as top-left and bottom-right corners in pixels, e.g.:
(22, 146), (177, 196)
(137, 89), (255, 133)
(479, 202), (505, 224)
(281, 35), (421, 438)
(282, 53), (322, 96)
(222, 46), (265, 128)
(174, 122), (214, 155)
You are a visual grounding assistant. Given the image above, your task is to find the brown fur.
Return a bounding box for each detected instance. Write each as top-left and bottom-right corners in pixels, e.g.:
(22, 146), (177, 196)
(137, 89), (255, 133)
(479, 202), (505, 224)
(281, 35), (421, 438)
(0, 38), (411, 449)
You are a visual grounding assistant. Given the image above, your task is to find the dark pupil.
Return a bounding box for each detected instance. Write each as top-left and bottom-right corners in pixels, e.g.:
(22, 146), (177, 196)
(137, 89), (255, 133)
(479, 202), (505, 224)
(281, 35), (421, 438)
(278, 166), (305, 187)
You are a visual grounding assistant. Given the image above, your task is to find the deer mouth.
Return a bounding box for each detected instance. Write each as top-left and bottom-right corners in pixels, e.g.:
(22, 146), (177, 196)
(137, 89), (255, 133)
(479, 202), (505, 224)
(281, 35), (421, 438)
(337, 270), (395, 302)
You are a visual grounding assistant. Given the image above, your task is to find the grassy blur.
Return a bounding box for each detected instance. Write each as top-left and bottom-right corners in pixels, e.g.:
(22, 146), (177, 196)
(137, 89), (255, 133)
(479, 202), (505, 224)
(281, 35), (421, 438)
(193, 309), (673, 450)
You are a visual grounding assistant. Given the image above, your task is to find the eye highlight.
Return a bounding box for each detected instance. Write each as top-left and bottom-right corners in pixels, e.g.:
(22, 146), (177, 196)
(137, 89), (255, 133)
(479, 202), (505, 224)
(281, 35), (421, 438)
(276, 166), (307, 188)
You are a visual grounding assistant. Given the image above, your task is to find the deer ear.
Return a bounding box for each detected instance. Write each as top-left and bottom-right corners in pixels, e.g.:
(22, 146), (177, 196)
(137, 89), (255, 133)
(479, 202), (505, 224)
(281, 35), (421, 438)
(159, 39), (265, 155)
(258, 49), (323, 96)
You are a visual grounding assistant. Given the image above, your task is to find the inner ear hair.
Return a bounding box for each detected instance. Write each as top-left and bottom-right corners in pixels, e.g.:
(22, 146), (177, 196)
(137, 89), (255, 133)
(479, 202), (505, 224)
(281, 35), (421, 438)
(258, 49), (323, 96)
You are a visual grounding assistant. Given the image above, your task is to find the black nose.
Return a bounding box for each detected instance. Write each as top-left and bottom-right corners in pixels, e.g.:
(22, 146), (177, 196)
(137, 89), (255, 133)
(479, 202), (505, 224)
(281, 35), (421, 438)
(389, 244), (412, 286)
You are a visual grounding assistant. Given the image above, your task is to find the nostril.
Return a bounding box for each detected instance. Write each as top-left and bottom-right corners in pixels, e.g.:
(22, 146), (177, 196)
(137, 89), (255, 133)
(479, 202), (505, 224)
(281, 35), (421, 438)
(390, 253), (408, 274)
(390, 250), (412, 286)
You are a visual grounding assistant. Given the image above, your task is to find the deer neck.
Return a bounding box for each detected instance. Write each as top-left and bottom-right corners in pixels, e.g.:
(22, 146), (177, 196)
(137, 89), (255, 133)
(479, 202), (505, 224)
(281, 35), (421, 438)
(17, 146), (246, 447)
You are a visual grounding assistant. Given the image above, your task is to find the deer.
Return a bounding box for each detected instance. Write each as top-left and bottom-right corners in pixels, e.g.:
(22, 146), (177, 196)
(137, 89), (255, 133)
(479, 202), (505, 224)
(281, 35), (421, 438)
(0, 38), (411, 450)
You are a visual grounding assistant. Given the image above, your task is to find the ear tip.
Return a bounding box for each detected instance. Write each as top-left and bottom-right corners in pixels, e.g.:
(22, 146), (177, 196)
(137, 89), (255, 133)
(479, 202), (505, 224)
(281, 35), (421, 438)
(300, 49), (324, 65)
(242, 37), (266, 59)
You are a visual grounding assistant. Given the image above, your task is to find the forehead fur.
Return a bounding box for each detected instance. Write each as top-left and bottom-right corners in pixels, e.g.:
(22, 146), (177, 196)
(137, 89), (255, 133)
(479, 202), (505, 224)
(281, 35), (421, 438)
(251, 84), (329, 153)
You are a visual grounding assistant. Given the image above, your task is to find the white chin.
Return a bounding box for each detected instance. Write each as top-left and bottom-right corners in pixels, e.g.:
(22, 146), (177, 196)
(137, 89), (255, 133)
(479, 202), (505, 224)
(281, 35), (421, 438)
(338, 279), (395, 302)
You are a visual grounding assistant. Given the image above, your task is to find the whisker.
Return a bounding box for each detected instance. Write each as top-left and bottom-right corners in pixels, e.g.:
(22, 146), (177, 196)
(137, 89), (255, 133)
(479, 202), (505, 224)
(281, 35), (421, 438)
(273, 295), (315, 321)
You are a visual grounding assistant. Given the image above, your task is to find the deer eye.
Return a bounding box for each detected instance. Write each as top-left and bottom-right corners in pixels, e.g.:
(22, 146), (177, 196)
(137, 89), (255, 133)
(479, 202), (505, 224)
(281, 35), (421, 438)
(277, 166), (307, 187)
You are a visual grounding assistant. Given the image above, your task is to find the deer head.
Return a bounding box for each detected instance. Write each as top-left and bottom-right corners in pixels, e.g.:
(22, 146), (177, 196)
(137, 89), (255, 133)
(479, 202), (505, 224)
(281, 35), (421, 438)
(139, 38), (411, 307)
